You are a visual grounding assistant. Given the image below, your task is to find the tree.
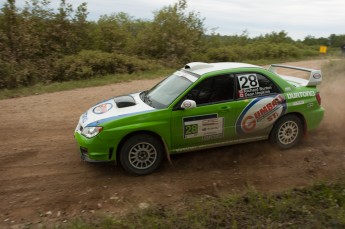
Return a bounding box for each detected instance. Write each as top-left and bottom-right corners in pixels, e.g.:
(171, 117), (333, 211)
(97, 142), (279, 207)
(329, 34), (345, 48)
(254, 31), (293, 44)
(136, 0), (205, 64)
(0, 0), (91, 88)
(0, 0), (19, 61)
(72, 2), (91, 51)
(302, 35), (329, 46)
(93, 12), (136, 53)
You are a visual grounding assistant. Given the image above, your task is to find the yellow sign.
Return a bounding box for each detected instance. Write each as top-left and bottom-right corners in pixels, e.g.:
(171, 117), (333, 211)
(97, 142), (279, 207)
(319, 46), (327, 54)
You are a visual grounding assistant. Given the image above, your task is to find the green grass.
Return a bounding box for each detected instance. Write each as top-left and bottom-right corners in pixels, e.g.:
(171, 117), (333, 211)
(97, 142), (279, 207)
(58, 182), (345, 229)
(0, 69), (173, 100)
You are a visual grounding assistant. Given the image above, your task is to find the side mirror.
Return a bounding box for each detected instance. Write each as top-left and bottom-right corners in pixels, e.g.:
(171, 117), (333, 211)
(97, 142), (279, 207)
(181, 99), (196, 109)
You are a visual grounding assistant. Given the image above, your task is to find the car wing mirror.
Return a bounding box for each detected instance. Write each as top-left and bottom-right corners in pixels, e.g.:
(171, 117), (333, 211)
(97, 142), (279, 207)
(181, 99), (196, 109)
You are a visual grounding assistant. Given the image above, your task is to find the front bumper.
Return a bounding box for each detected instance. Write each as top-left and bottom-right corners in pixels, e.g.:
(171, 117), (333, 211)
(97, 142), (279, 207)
(75, 132), (115, 162)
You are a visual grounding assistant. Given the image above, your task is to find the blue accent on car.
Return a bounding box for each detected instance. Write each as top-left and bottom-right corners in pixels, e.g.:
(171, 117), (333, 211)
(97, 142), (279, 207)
(86, 109), (156, 127)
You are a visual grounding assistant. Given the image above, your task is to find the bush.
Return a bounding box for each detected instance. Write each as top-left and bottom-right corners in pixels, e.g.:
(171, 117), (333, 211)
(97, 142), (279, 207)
(0, 60), (17, 88)
(53, 50), (160, 81)
(206, 46), (247, 62)
(0, 58), (54, 89)
(0, 50), (161, 89)
(205, 42), (319, 62)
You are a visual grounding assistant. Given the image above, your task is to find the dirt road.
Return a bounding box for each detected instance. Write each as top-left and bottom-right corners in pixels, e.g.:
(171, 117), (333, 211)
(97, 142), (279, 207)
(1, 59), (344, 228)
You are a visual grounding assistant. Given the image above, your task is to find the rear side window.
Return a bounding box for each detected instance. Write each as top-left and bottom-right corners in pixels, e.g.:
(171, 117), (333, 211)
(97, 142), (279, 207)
(236, 73), (280, 99)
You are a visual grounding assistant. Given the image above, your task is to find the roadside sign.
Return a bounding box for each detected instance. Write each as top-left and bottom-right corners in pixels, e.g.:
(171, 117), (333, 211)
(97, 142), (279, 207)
(319, 46), (327, 54)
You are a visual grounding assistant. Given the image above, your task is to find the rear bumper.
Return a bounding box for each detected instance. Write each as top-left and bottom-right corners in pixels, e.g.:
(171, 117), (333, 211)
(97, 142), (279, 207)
(306, 107), (325, 131)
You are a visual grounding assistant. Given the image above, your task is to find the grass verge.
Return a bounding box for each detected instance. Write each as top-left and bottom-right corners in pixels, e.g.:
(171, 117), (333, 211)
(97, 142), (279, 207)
(60, 182), (345, 229)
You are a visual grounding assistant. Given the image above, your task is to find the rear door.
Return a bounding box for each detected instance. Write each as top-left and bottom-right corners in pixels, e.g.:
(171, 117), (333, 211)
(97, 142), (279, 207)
(234, 72), (286, 138)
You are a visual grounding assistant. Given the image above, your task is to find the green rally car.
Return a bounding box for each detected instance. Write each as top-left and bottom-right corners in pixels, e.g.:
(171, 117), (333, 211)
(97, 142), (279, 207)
(74, 62), (324, 175)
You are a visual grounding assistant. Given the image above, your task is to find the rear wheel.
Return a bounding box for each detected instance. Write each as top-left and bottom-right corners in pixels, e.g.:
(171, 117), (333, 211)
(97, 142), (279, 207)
(270, 115), (303, 149)
(120, 134), (164, 175)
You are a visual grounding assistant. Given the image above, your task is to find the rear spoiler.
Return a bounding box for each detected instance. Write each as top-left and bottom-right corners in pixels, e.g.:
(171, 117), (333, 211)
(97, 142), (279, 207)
(268, 64), (322, 86)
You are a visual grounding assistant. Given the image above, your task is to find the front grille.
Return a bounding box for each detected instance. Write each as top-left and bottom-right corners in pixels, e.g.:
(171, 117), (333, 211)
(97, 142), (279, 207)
(80, 147), (88, 155)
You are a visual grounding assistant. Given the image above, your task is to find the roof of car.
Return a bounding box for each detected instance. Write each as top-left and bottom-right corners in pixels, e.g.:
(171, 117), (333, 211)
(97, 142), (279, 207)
(183, 62), (262, 75)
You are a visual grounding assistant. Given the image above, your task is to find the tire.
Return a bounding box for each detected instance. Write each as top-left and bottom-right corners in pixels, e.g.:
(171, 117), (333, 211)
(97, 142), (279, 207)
(120, 134), (164, 175)
(270, 115), (303, 149)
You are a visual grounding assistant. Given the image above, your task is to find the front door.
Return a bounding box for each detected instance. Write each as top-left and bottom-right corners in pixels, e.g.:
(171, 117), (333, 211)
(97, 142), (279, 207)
(170, 74), (240, 151)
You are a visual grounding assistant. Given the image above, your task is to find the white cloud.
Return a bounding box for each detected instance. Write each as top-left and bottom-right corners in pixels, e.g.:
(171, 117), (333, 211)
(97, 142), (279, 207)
(2, 0), (345, 39)
(186, 0), (345, 38)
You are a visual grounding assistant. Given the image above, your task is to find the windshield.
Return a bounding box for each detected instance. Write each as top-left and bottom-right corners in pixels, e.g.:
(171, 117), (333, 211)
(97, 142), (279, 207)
(140, 71), (198, 109)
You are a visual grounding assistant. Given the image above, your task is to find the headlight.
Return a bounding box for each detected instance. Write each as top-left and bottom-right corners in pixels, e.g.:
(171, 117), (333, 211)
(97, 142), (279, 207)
(81, 126), (103, 138)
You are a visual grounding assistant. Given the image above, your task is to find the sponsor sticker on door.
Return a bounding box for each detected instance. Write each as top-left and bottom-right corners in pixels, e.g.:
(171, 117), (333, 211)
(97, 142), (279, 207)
(183, 115), (224, 139)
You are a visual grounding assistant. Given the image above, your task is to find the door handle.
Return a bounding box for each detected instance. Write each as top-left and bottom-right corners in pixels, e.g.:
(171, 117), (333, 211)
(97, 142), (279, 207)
(219, 106), (230, 112)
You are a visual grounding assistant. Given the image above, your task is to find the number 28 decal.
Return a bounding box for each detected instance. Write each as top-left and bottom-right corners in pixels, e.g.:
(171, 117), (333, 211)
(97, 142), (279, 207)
(238, 74), (259, 89)
(183, 115), (224, 139)
(185, 124), (198, 135)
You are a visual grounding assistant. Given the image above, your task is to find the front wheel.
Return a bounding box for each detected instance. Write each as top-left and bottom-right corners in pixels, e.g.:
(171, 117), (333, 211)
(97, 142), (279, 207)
(120, 134), (164, 175)
(270, 115), (303, 149)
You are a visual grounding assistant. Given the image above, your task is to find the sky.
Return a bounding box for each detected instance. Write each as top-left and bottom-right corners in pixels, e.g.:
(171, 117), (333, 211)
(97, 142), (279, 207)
(2, 0), (345, 40)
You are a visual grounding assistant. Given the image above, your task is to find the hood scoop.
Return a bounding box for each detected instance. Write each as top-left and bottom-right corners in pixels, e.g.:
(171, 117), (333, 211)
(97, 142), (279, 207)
(114, 95), (136, 108)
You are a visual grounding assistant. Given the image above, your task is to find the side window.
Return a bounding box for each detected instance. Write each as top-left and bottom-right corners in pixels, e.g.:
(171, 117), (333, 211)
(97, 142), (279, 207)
(236, 73), (280, 99)
(185, 75), (234, 105)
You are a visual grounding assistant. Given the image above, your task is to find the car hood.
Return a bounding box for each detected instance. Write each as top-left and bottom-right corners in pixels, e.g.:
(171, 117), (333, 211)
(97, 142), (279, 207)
(77, 93), (155, 129)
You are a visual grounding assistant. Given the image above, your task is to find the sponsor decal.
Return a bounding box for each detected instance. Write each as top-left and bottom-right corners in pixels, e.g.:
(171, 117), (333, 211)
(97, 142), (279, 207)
(236, 94), (287, 135)
(239, 86), (273, 98)
(237, 73), (273, 98)
(183, 114), (224, 140)
(182, 100), (192, 108)
(313, 73), (321, 79)
(238, 89), (245, 98)
(175, 71), (197, 82)
(238, 73), (259, 89)
(93, 103), (113, 114)
(82, 112), (88, 123)
(286, 91), (315, 99)
(292, 100), (305, 106)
